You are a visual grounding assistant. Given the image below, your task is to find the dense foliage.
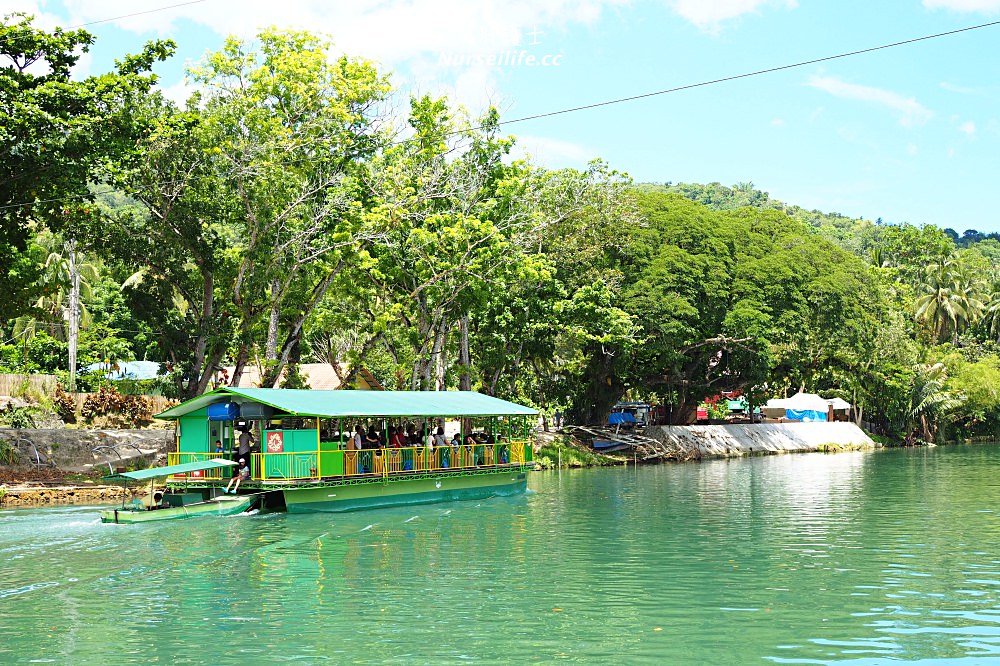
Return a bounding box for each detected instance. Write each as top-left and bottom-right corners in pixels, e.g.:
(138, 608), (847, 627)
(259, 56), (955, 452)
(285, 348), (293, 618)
(3, 16), (1000, 443)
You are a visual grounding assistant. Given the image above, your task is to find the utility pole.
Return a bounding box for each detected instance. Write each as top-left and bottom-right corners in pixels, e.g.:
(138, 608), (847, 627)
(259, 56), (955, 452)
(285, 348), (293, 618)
(67, 239), (80, 392)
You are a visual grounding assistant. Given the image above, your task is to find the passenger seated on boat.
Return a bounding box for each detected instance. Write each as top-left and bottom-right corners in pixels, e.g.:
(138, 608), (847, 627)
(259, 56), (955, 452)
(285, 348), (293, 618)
(406, 422), (419, 446)
(148, 491), (170, 510)
(352, 425), (365, 450)
(466, 434), (483, 465)
(215, 440), (224, 455)
(452, 432), (462, 447)
(225, 459), (250, 494)
(366, 425), (381, 450)
(434, 427), (447, 449)
(390, 426), (407, 448)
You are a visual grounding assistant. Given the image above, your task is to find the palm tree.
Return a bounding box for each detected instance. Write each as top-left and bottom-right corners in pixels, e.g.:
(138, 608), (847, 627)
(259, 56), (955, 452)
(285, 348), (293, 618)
(908, 363), (963, 443)
(14, 237), (99, 341)
(914, 256), (985, 344)
(13, 234), (99, 389)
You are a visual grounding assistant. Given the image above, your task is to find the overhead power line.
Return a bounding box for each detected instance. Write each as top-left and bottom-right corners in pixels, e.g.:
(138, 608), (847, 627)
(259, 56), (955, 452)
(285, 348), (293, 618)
(0, 0), (210, 44)
(494, 19), (1000, 128)
(2, 18), (999, 214)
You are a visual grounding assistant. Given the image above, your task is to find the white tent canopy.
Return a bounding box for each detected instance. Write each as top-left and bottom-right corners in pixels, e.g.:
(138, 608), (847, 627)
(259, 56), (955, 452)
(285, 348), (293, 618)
(764, 392), (830, 412)
(826, 397), (851, 411)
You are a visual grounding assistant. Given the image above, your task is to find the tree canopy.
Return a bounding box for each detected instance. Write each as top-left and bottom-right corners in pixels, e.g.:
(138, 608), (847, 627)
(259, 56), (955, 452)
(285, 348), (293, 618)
(5, 17), (1000, 444)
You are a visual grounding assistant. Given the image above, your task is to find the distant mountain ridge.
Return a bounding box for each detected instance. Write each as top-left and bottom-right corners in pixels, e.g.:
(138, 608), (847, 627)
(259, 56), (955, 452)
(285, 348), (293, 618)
(636, 182), (995, 253)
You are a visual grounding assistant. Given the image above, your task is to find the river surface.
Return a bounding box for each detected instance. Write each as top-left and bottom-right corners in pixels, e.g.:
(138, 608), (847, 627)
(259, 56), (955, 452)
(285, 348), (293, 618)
(3, 445), (1000, 664)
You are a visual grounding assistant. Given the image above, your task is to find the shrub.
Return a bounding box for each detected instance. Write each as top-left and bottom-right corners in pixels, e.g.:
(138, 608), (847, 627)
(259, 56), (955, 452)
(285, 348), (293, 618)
(81, 386), (154, 425)
(53, 384), (77, 423)
(0, 438), (19, 465)
(0, 406), (36, 429)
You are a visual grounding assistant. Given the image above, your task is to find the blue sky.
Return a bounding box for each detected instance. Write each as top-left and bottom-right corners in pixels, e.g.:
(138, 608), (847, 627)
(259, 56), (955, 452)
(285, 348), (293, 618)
(10, 0), (1000, 232)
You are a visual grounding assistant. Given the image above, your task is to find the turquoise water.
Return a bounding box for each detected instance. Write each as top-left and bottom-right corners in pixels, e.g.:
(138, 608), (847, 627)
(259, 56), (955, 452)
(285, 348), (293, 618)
(4, 445), (1000, 664)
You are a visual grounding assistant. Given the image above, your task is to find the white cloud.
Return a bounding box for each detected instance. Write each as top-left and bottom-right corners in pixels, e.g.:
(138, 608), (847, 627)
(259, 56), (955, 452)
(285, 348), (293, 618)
(771, 117), (785, 126)
(924, 0), (1000, 12)
(0, 1), (65, 31)
(940, 81), (982, 94)
(56, 0), (621, 62)
(907, 143), (918, 156)
(959, 120), (977, 135)
(51, 0), (624, 116)
(666, 0), (798, 28)
(157, 79), (203, 108)
(512, 134), (595, 165)
(807, 75), (933, 127)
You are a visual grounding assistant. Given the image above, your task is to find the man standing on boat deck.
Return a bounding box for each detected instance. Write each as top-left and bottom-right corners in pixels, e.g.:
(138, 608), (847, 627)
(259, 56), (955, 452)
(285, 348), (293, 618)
(237, 427), (253, 464)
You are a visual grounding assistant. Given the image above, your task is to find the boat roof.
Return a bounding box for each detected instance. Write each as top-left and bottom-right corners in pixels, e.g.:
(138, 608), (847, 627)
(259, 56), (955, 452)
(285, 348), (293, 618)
(112, 459), (238, 481)
(155, 387), (538, 420)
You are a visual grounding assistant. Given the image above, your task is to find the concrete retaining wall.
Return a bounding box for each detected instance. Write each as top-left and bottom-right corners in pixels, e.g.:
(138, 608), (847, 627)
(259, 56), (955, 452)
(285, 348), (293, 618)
(650, 422), (876, 458)
(0, 428), (173, 472)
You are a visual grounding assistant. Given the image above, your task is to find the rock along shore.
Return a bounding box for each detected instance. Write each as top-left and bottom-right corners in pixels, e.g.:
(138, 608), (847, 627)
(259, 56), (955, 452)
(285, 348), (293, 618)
(1, 484), (133, 507)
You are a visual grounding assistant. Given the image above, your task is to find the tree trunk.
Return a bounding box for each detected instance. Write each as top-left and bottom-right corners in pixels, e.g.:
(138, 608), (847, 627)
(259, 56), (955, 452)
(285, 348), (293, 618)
(435, 324), (450, 391)
(458, 314), (471, 391)
(266, 277), (280, 361)
(263, 263), (343, 388)
(184, 270), (215, 398)
(231, 343), (249, 387)
(574, 355), (623, 424)
(671, 401), (699, 425)
(194, 345), (226, 396)
(428, 325), (446, 391)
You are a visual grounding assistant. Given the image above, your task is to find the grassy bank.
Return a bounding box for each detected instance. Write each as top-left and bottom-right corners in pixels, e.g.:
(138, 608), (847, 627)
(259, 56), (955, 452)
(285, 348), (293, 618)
(535, 434), (627, 469)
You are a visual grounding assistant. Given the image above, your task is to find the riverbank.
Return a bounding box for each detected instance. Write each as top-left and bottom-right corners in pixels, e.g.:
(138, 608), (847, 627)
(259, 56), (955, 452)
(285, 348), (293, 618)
(1, 484), (129, 507)
(539, 422), (878, 469)
(0, 466), (136, 507)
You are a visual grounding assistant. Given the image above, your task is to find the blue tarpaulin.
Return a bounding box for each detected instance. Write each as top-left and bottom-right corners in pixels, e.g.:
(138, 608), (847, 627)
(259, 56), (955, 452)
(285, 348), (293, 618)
(785, 409), (827, 422)
(608, 412), (637, 425)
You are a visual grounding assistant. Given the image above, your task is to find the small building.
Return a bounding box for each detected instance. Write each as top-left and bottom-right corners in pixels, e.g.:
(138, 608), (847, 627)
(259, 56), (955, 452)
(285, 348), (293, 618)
(218, 363), (384, 390)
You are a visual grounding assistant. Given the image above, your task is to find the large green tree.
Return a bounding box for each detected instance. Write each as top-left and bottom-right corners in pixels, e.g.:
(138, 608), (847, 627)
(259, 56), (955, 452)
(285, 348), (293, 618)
(94, 28), (390, 397)
(0, 13), (173, 322)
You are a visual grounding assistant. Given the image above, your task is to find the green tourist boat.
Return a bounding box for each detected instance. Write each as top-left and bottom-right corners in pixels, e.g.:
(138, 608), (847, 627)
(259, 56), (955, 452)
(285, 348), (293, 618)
(154, 388), (537, 513)
(100, 460), (261, 524)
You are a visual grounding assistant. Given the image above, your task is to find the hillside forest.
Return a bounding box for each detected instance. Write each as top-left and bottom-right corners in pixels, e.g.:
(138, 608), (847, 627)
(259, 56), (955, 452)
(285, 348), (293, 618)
(4, 15), (1000, 443)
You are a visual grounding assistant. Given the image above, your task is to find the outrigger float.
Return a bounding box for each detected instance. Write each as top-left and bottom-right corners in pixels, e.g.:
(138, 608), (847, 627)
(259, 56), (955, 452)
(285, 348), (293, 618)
(101, 460), (261, 524)
(146, 388), (536, 514)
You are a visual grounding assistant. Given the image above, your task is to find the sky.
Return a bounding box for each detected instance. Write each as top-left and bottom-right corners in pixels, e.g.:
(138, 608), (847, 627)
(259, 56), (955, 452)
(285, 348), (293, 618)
(7, 0), (1000, 232)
